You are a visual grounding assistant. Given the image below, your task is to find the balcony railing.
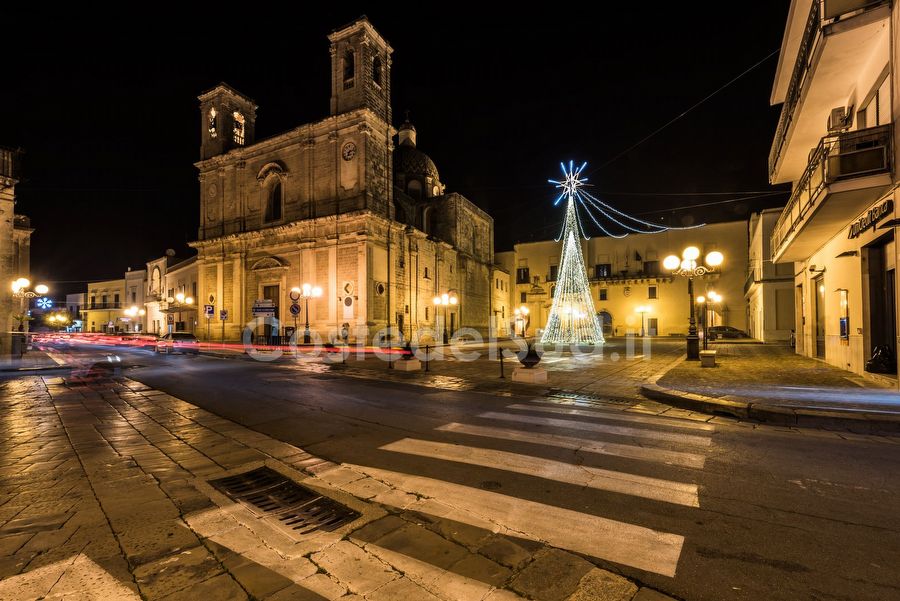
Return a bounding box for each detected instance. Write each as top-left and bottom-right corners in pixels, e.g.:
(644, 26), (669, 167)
(88, 303), (122, 310)
(772, 124), (893, 255)
(768, 0), (890, 179)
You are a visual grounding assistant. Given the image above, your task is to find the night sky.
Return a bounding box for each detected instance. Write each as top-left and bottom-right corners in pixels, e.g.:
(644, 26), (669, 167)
(2, 5), (790, 295)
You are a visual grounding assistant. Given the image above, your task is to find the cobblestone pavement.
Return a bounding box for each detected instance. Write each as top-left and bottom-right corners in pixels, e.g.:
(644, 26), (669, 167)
(0, 374), (678, 601)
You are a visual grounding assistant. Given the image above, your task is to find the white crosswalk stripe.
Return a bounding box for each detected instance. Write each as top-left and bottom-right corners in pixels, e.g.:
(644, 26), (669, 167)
(505, 403), (715, 431)
(435, 422), (707, 468)
(478, 411), (713, 446)
(335, 401), (713, 579)
(346, 464), (686, 577)
(380, 438), (700, 507)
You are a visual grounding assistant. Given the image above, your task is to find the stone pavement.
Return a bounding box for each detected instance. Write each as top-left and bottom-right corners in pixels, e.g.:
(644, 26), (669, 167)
(0, 349), (65, 372)
(0, 374), (678, 600)
(645, 343), (900, 432)
(201, 337), (684, 403)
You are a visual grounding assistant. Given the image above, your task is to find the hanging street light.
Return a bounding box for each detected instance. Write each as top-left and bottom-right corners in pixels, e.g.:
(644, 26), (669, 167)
(663, 248), (724, 360)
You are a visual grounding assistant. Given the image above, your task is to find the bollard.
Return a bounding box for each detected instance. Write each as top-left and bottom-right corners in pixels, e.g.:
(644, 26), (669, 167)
(424, 345), (430, 372)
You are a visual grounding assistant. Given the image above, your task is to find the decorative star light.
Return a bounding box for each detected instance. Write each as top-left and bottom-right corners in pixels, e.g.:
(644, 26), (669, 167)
(36, 297), (53, 310)
(548, 160), (588, 206)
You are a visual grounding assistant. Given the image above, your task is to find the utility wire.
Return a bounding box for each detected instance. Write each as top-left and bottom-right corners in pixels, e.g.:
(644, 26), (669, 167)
(588, 48), (781, 174)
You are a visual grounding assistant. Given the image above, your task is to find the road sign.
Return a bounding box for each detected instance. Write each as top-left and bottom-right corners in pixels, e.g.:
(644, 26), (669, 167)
(166, 314), (174, 324)
(252, 306), (277, 317)
(289, 303), (301, 316)
(208, 294), (215, 304)
(204, 304), (214, 318)
(219, 309), (228, 321)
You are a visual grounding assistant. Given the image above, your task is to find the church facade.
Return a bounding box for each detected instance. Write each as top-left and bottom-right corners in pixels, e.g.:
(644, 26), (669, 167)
(190, 18), (502, 344)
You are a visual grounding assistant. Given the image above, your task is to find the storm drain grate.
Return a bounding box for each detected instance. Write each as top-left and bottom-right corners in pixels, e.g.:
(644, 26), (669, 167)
(209, 467), (360, 534)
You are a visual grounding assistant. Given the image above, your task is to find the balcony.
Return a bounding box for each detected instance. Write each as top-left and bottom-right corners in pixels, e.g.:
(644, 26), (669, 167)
(771, 124), (893, 262)
(769, 0), (891, 184)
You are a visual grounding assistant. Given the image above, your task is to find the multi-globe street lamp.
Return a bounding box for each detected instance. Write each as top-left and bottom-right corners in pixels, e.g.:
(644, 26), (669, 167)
(635, 305), (650, 337)
(124, 305), (146, 332)
(46, 312), (69, 332)
(291, 283), (322, 344)
(513, 305), (530, 338)
(663, 247), (724, 360)
(11, 278), (50, 336)
(696, 292), (722, 350)
(432, 292), (457, 344)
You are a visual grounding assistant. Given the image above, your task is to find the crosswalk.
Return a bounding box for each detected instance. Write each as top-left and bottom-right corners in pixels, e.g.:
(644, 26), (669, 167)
(340, 400), (714, 579)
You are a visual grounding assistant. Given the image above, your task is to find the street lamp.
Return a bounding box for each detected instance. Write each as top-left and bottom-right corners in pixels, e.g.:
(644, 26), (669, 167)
(635, 305), (649, 337)
(432, 292), (458, 344)
(663, 247), (724, 360)
(513, 305), (530, 338)
(11, 278), (50, 336)
(293, 283), (322, 344)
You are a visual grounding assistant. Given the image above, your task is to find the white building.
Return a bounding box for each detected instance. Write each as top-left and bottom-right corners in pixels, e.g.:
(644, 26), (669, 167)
(769, 0), (899, 381)
(144, 254), (198, 335)
(496, 221), (748, 338)
(65, 292), (86, 332)
(745, 209), (795, 342)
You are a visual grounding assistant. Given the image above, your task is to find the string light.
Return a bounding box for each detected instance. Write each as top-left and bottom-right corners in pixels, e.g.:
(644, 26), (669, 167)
(542, 162), (605, 345)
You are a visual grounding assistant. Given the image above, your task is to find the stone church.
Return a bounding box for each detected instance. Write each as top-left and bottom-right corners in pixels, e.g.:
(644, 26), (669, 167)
(191, 18), (506, 344)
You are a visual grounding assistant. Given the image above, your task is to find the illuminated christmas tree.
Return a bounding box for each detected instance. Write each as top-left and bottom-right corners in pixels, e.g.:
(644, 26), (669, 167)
(541, 162), (605, 345)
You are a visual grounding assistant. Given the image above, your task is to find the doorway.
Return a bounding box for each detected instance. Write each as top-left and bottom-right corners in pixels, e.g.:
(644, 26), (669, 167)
(647, 318), (658, 336)
(598, 311), (613, 336)
(814, 276), (826, 359)
(864, 235), (897, 372)
(262, 284), (280, 342)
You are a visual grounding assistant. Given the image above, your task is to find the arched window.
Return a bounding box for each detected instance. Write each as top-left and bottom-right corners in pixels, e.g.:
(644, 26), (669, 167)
(208, 108), (217, 138)
(265, 179), (283, 222)
(233, 112), (245, 145)
(372, 56), (383, 87)
(343, 50), (355, 87)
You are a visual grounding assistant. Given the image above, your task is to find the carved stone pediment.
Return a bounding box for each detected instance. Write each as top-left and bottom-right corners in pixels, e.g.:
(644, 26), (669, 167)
(250, 256), (289, 271)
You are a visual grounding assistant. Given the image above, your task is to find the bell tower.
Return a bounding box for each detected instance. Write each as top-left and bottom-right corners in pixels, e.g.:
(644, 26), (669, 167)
(198, 83), (257, 160)
(328, 17), (393, 124)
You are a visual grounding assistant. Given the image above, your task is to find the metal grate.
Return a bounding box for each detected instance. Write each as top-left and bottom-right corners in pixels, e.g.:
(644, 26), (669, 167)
(209, 467), (359, 534)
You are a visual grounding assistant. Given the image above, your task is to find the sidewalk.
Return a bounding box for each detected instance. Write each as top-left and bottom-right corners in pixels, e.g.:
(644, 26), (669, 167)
(0, 374), (676, 601)
(642, 343), (900, 433)
(0, 349), (68, 372)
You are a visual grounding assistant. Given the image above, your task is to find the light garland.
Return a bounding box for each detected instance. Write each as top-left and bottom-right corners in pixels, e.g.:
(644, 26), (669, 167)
(542, 161), (605, 345)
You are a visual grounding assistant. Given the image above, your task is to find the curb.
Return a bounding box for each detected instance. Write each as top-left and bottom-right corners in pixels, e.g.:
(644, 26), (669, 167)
(641, 364), (900, 434)
(0, 364), (74, 373)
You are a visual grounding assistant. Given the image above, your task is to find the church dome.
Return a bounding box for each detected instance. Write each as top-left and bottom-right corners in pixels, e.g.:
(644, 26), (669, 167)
(395, 144), (440, 183)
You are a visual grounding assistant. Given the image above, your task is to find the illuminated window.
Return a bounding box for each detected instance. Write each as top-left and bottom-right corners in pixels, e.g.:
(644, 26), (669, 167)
(599, 289), (608, 301)
(208, 108), (217, 138)
(265, 179), (283, 222)
(648, 286), (657, 299)
(372, 56), (383, 87)
(343, 50), (355, 88)
(233, 112), (245, 145)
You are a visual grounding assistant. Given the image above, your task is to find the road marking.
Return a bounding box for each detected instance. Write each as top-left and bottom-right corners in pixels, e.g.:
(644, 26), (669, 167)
(506, 403), (715, 431)
(380, 438), (699, 507)
(477, 412), (712, 446)
(436, 422), (706, 468)
(347, 464), (685, 577)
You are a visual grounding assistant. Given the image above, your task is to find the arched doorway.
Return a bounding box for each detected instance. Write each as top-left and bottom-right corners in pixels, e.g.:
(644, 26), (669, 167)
(598, 311), (613, 336)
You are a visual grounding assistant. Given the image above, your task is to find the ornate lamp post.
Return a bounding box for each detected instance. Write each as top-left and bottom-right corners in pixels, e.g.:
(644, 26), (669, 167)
(513, 305), (530, 338)
(432, 292), (457, 344)
(635, 305), (649, 337)
(294, 283), (322, 344)
(124, 305), (146, 332)
(663, 248), (724, 360)
(11, 278), (49, 336)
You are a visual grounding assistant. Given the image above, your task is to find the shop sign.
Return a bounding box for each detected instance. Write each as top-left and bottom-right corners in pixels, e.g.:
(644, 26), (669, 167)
(848, 199), (893, 238)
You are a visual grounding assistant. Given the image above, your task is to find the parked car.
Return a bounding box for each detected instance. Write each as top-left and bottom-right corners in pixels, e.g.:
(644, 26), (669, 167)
(707, 326), (750, 340)
(156, 332), (199, 354)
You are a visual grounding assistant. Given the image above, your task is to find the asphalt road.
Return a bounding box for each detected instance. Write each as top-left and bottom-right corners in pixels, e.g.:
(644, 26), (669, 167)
(38, 343), (900, 601)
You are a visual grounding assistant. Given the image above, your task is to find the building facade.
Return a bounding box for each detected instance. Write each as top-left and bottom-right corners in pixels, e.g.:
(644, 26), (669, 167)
(190, 18), (496, 344)
(1, 147), (34, 355)
(65, 293), (86, 332)
(769, 0), (899, 380)
(745, 209), (795, 342)
(496, 221), (748, 338)
(84, 278), (125, 333)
